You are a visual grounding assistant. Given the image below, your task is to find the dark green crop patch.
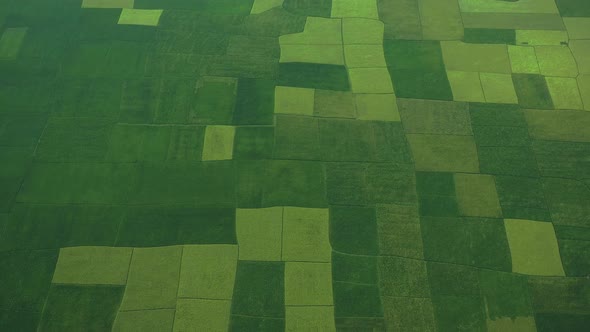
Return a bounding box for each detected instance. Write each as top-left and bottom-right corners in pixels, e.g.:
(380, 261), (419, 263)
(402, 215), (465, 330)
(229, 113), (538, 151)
(495, 176), (552, 222)
(512, 74), (554, 110)
(463, 28), (516, 45)
(555, 0), (590, 17)
(262, 160), (327, 208)
(233, 78), (275, 125)
(274, 115), (321, 160)
(384, 40), (453, 100)
(332, 252), (378, 285)
(283, 0), (332, 18)
(278, 63), (350, 91)
(39, 285), (124, 332)
(116, 207), (237, 247)
(330, 205), (379, 256)
(231, 261), (285, 318)
(233, 126), (274, 160)
(333, 282), (383, 318)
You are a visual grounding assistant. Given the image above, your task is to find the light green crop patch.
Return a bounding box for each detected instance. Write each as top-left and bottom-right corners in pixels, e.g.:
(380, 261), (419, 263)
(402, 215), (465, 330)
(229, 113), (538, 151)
(579, 74), (590, 111)
(280, 44), (344, 65)
(349, 68), (394, 94)
(508, 46), (540, 74)
(118, 9), (163, 27)
(406, 134), (480, 173)
(454, 173), (502, 218)
(285, 262), (333, 305)
(82, 0), (134, 8)
(52, 246), (132, 285)
(355, 93), (400, 121)
(280, 17), (342, 45)
(202, 125), (235, 161)
(441, 41), (512, 74)
(504, 219), (565, 276)
(274, 86), (315, 116)
(331, 0), (379, 19)
(480, 72), (518, 104)
(119, 246), (183, 311)
(282, 207), (331, 262)
(178, 245), (238, 300)
(545, 76), (584, 110)
(250, 0), (283, 14)
(419, 0), (464, 41)
(113, 309), (175, 332)
(286, 306), (336, 332)
(516, 30), (568, 46)
(342, 18), (383, 45)
(344, 45), (387, 68)
(534, 45), (578, 77)
(458, 0), (559, 14)
(486, 316), (537, 332)
(447, 71), (485, 103)
(0, 27), (28, 60)
(236, 207), (283, 261)
(174, 299), (231, 332)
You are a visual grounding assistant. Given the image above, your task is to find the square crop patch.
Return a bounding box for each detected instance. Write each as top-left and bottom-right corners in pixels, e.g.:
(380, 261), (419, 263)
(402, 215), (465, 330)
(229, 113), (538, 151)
(355, 93), (400, 121)
(274, 86), (315, 116)
(504, 219), (565, 276)
(263, 160), (327, 208)
(282, 207), (331, 262)
(191, 77), (237, 125)
(545, 76), (584, 110)
(349, 68), (394, 94)
(512, 73), (554, 109)
(233, 126), (274, 160)
(231, 261), (285, 318)
(119, 246), (182, 311)
(284, 262), (333, 305)
(0, 28), (28, 60)
(447, 71), (485, 103)
(534, 45), (578, 77)
(273, 115), (320, 160)
(330, 206), (379, 256)
(236, 207), (283, 261)
(201, 125), (235, 161)
(177, 245), (238, 300)
(454, 173), (502, 218)
(480, 73), (519, 104)
(508, 45), (540, 74)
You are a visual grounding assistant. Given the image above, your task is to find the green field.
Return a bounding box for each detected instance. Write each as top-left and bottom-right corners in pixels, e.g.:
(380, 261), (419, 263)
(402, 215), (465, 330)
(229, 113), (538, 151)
(1, 0), (589, 331)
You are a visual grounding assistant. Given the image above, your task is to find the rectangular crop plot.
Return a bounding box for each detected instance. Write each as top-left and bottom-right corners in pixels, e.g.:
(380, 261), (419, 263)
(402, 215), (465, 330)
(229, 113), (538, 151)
(0, 28), (28, 60)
